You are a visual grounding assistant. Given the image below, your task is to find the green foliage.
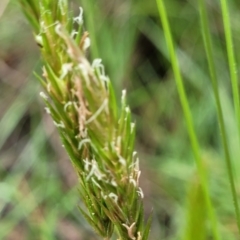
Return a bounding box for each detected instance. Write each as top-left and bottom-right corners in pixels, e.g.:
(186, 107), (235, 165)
(156, 0), (240, 239)
(198, 0), (240, 232)
(156, 0), (219, 239)
(1, 0), (240, 239)
(183, 178), (207, 240)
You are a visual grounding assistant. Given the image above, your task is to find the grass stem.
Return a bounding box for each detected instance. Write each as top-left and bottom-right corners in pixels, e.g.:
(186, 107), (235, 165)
(198, 0), (240, 234)
(155, 0), (220, 239)
(220, 0), (240, 143)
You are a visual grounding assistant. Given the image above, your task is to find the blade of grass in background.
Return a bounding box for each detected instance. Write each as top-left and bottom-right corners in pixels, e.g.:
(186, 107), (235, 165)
(0, 0), (10, 18)
(0, 80), (38, 149)
(155, 0), (220, 239)
(220, 0), (240, 142)
(183, 178), (207, 240)
(198, 0), (240, 233)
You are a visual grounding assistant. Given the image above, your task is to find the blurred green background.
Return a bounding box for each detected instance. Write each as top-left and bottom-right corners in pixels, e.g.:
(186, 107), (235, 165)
(1, 0), (240, 239)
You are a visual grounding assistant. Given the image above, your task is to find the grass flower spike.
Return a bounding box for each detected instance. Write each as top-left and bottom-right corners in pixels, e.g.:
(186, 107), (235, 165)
(19, 0), (151, 239)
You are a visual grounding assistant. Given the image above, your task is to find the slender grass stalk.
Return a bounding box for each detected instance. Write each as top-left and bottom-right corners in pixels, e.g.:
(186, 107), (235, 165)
(19, 0), (151, 239)
(183, 178), (207, 240)
(220, 0), (240, 141)
(155, 0), (220, 239)
(198, 0), (240, 233)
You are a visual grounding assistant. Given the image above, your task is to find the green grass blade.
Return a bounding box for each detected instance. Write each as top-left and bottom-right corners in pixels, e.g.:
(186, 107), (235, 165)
(198, 0), (240, 233)
(0, 83), (36, 149)
(220, 0), (240, 141)
(155, 0), (220, 239)
(182, 178), (207, 240)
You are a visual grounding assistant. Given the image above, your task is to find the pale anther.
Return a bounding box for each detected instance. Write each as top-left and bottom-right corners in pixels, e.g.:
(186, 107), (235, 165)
(111, 179), (117, 187)
(92, 59), (102, 69)
(70, 30), (78, 38)
(131, 123), (135, 133)
(55, 22), (64, 37)
(129, 177), (137, 187)
(78, 138), (91, 150)
(86, 160), (105, 181)
(122, 89), (126, 102)
(44, 107), (51, 114)
(137, 187), (144, 198)
(60, 63), (73, 79)
(35, 35), (43, 46)
(64, 102), (73, 112)
(86, 99), (108, 124)
(122, 222), (136, 240)
(118, 154), (126, 166)
(83, 158), (90, 171)
(136, 170), (141, 184)
(83, 37), (91, 50)
(53, 121), (65, 128)
(40, 92), (48, 100)
(47, 83), (51, 92)
(108, 192), (118, 203)
(74, 7), (83, 25)
(92, 177), (102, 189)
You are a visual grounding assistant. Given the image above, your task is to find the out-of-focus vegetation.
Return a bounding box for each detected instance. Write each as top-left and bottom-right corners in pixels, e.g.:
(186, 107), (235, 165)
(0, 0), (240, 239)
